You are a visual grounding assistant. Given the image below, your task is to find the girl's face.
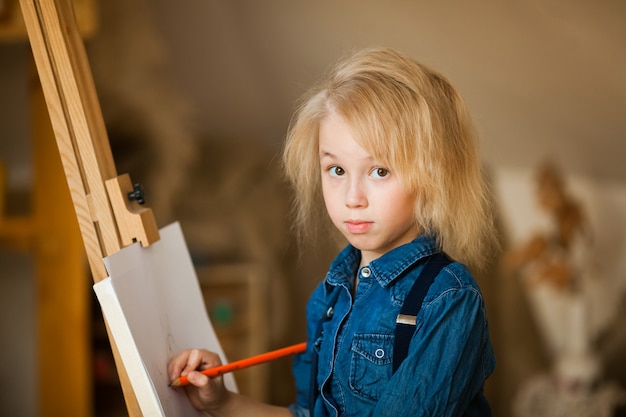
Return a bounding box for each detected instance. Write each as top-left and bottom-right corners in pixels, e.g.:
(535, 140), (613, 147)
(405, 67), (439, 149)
(319, 109), (420, 266)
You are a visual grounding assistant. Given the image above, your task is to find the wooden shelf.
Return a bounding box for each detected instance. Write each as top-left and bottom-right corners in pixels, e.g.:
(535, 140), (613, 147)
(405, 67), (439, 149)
(196, 263), (270, 402)
(0, 0), (97, 40)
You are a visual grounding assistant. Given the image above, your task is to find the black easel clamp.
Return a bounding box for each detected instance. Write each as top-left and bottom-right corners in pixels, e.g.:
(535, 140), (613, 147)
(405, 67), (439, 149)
(127, 183), (146, 205)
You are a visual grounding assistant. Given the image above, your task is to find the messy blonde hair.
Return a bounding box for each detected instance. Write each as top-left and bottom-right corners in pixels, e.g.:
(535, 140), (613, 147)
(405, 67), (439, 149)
(283, 47), (498, 272)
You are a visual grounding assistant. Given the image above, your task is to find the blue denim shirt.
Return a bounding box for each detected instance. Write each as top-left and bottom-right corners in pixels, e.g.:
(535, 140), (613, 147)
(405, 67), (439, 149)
(289, 234), (495, 417)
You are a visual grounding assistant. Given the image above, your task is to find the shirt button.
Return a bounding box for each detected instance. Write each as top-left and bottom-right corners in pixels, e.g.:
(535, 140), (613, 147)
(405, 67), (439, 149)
(375, 348), (385, 359)
(361, 267), (371, 278)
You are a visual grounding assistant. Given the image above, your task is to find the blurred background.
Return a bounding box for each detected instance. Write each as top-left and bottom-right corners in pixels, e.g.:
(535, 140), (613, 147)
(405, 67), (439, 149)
(1, 0), (625, 416)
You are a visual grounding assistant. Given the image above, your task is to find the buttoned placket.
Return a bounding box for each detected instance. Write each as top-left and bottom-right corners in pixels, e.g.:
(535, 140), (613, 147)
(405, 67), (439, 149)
(318, 282), (352, 416)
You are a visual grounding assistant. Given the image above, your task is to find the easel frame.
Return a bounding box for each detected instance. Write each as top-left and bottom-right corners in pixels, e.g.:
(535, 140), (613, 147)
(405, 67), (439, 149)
(19, 0), (160, 415)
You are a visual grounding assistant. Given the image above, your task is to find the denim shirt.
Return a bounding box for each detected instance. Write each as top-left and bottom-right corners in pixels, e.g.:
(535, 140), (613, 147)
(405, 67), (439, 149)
(289, 234), (495, 417)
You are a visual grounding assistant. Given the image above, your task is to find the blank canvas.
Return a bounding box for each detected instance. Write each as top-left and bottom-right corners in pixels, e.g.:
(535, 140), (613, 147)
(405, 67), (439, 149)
(93, 222), (237, 416)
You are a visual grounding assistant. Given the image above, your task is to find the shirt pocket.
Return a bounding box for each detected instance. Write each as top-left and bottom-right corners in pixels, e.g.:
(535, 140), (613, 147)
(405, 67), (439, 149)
(349, 333), (394, 401)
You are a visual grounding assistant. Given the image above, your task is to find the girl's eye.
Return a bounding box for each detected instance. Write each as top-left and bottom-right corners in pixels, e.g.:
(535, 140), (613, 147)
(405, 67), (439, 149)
(371, 167), (389, 178)
(329, 166), (345, 177)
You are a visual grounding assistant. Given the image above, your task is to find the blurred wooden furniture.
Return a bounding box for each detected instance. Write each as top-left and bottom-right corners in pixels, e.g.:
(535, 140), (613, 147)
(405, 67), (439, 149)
(1, 2), (96, 415)
(3, 0), (161, 415)
(197, 263), (270, 402)
(0, 0), (96, 39)
(0, 68), (93, 416)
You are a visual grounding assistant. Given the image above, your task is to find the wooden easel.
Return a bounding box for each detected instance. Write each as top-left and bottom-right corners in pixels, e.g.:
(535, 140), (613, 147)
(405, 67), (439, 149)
(19, 0), (160, 415)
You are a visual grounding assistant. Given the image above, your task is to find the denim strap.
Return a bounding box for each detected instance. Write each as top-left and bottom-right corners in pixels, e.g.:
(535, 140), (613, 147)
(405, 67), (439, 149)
(392, 252), (451, 373)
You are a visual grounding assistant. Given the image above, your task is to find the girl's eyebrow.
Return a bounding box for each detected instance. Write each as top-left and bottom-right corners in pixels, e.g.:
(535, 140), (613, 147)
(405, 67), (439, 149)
(319, 150), (336, 159)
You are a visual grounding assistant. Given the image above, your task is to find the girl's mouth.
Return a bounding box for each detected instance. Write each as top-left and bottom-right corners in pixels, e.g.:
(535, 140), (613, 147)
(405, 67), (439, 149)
(345, 220), (372, 234)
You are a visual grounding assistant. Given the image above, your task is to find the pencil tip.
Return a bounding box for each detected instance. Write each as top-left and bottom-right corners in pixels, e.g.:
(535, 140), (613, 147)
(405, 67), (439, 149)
(169, 380), (180, 387)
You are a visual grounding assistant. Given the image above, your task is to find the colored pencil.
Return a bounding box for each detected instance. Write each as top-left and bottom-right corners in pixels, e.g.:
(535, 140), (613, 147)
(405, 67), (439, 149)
(169, 342), (307, 387)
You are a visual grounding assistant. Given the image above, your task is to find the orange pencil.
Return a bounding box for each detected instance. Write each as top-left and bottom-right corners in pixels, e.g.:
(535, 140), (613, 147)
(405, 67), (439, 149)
(169, 342), (307, 387)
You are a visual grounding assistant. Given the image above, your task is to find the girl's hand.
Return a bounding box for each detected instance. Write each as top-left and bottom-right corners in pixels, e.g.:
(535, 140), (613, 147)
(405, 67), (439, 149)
(168, 349), (229, 412)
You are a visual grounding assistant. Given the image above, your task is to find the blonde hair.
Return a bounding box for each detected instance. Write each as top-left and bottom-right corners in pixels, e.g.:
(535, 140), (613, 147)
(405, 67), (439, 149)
(283, 47), (498, 272)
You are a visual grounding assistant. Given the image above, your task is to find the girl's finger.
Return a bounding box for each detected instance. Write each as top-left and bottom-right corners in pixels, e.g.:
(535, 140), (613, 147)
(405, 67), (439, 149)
(181, 349), (203, 376)
(168, 350), (192, 380)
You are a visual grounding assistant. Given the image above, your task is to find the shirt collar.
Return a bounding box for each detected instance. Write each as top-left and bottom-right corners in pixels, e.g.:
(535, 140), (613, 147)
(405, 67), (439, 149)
(325, 234), (440, 289)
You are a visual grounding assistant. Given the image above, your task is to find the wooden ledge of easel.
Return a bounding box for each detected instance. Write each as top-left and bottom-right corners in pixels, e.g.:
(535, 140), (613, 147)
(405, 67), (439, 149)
(105, 174), (160, 248)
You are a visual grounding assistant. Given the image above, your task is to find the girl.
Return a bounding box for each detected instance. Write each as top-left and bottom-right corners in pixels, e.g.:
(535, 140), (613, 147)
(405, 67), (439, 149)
(168, 47), (499, 416)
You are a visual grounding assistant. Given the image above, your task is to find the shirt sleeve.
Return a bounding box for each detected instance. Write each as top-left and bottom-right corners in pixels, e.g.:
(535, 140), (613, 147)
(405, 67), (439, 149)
(288, 403), (310, 417)
(373, 278), (495, 417)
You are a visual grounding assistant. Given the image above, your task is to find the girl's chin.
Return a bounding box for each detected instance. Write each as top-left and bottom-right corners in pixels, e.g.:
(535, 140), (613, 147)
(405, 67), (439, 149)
(343, 235), (378, 251)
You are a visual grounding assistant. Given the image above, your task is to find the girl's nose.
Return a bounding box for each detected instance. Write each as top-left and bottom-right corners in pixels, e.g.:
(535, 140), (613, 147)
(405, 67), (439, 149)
(346, 178), (368, 208)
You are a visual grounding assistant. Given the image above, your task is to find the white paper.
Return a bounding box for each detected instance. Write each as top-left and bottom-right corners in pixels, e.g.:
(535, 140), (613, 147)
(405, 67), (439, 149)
(93, 222), (237, 417)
